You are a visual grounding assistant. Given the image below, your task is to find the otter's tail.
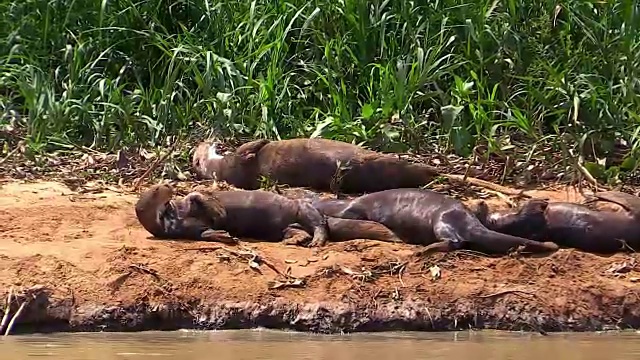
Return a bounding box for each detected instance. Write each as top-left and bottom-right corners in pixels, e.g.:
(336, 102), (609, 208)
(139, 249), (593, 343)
(467, 226), (559, 254)
(359, 154), (526, 196)
(327, 217), (403, 243)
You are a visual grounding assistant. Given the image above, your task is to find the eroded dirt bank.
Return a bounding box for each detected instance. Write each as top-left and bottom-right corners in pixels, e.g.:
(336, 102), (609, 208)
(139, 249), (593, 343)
(1, 179), (640, 335)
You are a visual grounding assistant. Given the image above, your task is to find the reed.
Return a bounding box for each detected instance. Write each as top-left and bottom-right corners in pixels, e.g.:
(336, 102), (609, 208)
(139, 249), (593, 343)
(1, 0), (639, 181)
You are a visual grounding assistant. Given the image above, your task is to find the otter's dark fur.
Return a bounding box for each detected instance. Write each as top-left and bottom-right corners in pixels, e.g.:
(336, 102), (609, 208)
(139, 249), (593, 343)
(311, 188), (559, 255)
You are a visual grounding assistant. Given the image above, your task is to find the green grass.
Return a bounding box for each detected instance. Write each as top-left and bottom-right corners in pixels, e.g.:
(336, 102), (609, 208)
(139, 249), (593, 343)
(1, 0), (640, 183)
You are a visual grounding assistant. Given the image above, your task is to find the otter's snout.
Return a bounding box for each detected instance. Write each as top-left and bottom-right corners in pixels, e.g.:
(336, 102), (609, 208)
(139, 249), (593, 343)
(192, 141), (225, 179)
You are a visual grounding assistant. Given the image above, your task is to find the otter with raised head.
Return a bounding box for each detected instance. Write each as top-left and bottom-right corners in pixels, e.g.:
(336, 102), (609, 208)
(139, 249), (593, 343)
(135, 183), (234, 243)
(192, 138), (524, 195)
(477, 196), (640, 254)
(136, 184), (403, 246)
(310, 188), (559, 255)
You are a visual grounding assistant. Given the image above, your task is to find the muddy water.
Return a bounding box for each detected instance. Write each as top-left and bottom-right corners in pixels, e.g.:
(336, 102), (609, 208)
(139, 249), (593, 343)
(2, 330), (640, 359)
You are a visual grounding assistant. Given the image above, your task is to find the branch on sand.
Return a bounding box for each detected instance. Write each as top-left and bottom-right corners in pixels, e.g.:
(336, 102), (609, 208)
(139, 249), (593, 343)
(132, 138), (183, 191)
(0, 285), (46, 337)
(183, 245), (292, 280)
(478, 289), (536, 299)
(441, 173), (529, 197)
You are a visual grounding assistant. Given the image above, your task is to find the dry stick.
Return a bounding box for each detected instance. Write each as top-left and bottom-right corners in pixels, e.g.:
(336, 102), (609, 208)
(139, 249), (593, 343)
(478, 289), (536, 299)
(3, 300), (28, 337)
(132, 139), (183, 191)
(0, 287), (14, 334)
(184, 246), (291, 279)
(0, 142), (24, 166)
(576, 159), (611, 192)
(442, 174), (529, 197)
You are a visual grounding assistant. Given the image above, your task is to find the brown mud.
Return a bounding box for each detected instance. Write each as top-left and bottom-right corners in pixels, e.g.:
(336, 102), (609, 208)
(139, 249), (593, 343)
(1, 180), (640, 335)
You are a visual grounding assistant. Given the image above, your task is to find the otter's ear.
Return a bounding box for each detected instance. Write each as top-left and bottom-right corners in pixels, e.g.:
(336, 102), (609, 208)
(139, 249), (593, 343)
(524, 199), (548, 213)
(473, 201), (490, 223)
(235, 139), (270, 161)
(537, 200), (549, 211)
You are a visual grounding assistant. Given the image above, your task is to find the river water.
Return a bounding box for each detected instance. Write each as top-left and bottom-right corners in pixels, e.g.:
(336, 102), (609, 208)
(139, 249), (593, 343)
(2, 329), (640, 359)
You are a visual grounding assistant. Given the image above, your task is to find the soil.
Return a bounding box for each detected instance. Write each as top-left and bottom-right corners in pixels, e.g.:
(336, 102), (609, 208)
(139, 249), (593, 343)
(1, 179), (640, 335)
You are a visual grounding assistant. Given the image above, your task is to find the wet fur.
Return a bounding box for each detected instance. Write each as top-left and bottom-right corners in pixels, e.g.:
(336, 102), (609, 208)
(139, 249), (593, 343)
(479, 198), (640, 253)
(311, 189), (558, 254)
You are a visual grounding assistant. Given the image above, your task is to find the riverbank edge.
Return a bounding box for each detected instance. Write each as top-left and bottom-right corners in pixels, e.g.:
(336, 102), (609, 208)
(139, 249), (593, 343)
(6, 290), (639, 335)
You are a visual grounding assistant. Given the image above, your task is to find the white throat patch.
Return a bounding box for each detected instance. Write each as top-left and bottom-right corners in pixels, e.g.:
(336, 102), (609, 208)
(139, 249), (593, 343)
(207, 143), (224, 160)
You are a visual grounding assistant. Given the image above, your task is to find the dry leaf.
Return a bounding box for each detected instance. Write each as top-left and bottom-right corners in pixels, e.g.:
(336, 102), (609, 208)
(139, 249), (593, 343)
(606, 262), (633, 274)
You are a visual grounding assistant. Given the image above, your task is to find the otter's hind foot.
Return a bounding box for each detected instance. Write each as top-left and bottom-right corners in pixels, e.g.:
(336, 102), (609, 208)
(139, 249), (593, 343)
(282, 226), (312, 246)
(200, 229), (238, 244)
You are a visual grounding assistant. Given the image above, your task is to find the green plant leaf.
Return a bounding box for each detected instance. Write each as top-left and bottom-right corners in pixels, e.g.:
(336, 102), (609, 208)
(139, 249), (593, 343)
(583, 162), (606, 180)
(361, 103), (374, 120)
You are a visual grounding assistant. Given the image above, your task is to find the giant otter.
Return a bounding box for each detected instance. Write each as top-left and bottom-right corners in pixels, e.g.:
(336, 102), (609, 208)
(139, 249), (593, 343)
(135, 184), (403, 246)
(192, 138), (524, 195)
(310, 188), (559, 255)
(477, 196), (640, 254)
(585, 190), (640, 217)
(134, 184), (234, 243)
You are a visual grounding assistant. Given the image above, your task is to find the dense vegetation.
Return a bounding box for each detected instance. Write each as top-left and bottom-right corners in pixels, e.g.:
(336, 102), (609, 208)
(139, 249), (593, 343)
(1, 0), (639, 181)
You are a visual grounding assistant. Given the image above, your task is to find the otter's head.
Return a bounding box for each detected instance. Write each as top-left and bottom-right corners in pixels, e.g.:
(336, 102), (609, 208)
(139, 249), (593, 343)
(192, 141), (227, 180)
(486, 199), (549, 241)
(135, 183), (175, 237)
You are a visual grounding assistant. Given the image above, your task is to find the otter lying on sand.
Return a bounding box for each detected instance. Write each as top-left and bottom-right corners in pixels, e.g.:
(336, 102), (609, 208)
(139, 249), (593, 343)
(310, 188), (558, 255)
(192, 138), (524, 195)
(585, 190), (640, 217)
(135, 184), (234, 243)
(135, 184), (403, 246)
(476, 193), (640, 253)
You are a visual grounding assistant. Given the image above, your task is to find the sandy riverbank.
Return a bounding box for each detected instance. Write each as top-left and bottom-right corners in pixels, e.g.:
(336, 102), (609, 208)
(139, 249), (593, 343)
(0, 180), (639, 334)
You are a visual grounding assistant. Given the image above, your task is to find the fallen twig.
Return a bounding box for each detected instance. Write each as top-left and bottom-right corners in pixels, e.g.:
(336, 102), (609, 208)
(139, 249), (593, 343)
(0, 287), (14, 334)
(397, 264), (406, 287)
(478, 289), (536, 299)
(443, 173), (530, 197)
(254, 255), (290, 279)
(425, 307), (435, 329)
(129, 264), (160, 280)
(132, 139), (183, 191)
(0, 141), (24, 166)
(184, 245), (292, 279)
(3, 300), (27, 337)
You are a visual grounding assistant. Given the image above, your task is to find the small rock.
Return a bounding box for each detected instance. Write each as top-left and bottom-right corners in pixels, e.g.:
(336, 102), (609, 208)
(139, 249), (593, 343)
(429, 265), (441, 280)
